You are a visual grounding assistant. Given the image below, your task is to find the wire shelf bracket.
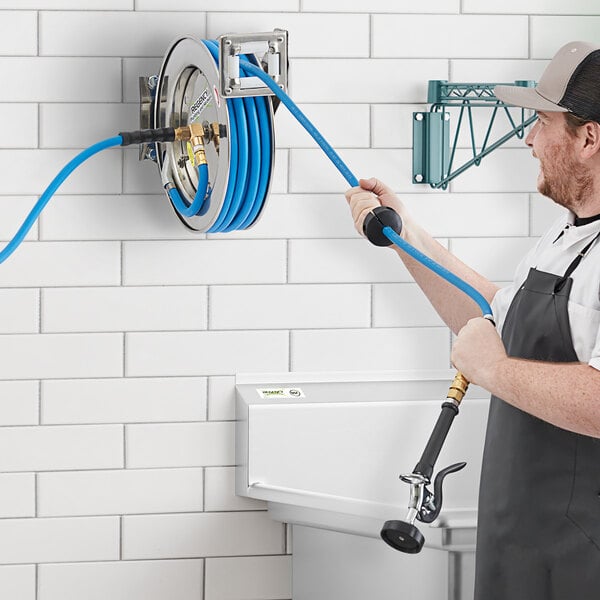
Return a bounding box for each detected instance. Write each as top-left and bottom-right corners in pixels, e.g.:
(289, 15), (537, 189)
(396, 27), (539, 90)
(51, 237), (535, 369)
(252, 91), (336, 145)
(413, 80), (538, 189)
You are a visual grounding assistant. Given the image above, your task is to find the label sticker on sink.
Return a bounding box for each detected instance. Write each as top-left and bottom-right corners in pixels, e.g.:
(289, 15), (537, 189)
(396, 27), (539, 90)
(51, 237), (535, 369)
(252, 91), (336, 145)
(256, 387), (305, 399)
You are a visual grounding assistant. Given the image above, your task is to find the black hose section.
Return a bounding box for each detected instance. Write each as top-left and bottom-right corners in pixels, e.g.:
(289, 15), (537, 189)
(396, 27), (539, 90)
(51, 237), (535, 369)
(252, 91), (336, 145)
(413, 402), (459, 481)
(118, 127), (176, 146)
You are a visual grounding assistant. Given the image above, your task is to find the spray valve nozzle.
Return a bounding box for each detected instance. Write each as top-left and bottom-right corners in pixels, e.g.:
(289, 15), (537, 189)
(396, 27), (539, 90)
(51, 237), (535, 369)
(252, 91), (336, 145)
(363, 206), (403, 247)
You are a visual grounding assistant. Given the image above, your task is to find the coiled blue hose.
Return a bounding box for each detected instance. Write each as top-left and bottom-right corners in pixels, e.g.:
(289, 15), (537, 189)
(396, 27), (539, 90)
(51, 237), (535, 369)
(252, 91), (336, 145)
(0, 43), (493, 318)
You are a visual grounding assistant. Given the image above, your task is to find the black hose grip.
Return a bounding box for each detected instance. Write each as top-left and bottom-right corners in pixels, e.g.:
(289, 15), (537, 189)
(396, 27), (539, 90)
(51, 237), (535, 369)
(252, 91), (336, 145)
(363, 206), (403, 247)
(118, 128), (176, 146)
(413, 402), (459, 481)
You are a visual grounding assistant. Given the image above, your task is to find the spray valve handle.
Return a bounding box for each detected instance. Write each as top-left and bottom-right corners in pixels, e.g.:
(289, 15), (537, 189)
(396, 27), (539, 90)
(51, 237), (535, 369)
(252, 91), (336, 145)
(418, 461), (467, 524)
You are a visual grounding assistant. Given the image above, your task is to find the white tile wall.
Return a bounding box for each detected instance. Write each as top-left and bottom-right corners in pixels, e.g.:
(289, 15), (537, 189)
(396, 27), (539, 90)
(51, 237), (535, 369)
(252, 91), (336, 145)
(373, 15), (528, 58)
(0, 3), (589, 599)
(0, 565), (36, 600)
(204, 555), (292, 600)
(38, 560), (204, 600)
(41, 377), (207, 424)
(122, 512), (285, 559)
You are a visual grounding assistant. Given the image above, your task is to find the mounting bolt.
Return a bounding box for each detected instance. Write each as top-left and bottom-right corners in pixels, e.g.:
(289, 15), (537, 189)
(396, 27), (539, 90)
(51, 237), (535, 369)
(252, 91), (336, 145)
(415, 113), (424, 121)
(415, 174), (424, 183)
(224, 87), (233, 95)
(147, 75), (158, 90)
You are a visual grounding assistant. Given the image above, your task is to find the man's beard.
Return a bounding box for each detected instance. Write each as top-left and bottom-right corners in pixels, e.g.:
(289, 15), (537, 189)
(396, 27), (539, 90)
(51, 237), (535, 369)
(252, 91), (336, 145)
(538, 144), (594, 215)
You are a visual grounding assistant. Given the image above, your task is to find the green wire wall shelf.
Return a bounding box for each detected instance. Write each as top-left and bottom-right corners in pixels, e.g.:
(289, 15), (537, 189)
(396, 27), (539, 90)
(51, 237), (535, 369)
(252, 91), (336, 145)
(413, 80), (537, 189)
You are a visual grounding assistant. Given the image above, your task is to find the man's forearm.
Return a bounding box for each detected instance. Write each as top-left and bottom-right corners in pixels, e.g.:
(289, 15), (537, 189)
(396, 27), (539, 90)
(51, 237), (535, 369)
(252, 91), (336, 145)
(396, 221), (499, 334)
(480, 358), (600, 438)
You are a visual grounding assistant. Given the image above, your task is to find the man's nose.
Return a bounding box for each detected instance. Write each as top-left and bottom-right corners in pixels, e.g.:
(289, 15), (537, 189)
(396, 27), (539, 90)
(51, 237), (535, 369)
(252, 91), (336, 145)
(525, 120), (539, 147)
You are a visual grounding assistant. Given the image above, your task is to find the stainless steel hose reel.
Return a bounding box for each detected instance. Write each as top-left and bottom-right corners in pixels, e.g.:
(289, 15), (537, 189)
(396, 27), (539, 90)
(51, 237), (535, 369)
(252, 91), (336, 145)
(139, 30), (288, 232)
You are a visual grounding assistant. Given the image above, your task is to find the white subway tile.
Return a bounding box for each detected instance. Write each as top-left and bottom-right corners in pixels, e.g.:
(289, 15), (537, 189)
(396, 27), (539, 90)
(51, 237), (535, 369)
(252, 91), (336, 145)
(275, 104), (370, 148)
(210, 284), (370, 329)
(451, 59), (547, 83)
(0, 289), (38, 333)
(123, 240), (286, 285)
(123, 57), (163, 103)
(42, 286), (207, 332)
(216, 194), (359, 240)
(401, 193), (529, 237)
(372, 104), (427, 149)
(0, 424), (123, 472)
(0, 474), (35, 518)
(38, 468), (204, 516)
(289, 148), (436, 194)
(204, 467), (266, 512)
(0, 12), (36, 55)
(40, 12), (206, 56)
(208, 13), (369, 57)
(0, 0), (131, 6)
(451, 237), (538, 281)
(271, 148), (288, 193)
(0, 104), (37, 148)
(288, 239), (413, 283)
(127, 330), (289, 377)
(122, 512), (284, 559)
(372, 284), (444, 328)
(0, 149), (122, 195)
(41, 104), (138, 149)
(122, 148), (165, 194)
(208, 376), (235, 421)
(42, 377), (207, 424)
(40, 195), (201, 241)
(374, 15), (527, 59)
(0, 197), (39, 242)
(464, 0), (600, 13)
(0, 565), (35, 600)
(126, 422), (234, 468)
(530, 193), (567, 237)
(138, 0), (297, 8)
(531, 16), (600, 59)
(205, 555), (291, 600)
(0, 333), (122, 380)
(292, 327), (450, 371)
(302, 0), (458, 11)
(0, 381), (38, 426)
(0, 58), (121, 102)
(0, 517), (119, 564)
(450, 149), (539, 193)
(0, 242), (121, 288)
(38, 559), (204, 600)
(288, 59), (448, 103)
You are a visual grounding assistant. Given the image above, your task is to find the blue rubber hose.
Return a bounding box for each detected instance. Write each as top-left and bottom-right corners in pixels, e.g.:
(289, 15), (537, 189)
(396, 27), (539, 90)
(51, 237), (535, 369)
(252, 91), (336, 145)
(240, 59), (494, 317)
(0, 135), (123, 265)
(167, 162), (210, 218)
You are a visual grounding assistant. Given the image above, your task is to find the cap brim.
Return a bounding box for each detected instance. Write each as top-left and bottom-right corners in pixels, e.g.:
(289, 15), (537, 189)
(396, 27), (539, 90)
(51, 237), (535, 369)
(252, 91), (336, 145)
(494, 85), (568, 113)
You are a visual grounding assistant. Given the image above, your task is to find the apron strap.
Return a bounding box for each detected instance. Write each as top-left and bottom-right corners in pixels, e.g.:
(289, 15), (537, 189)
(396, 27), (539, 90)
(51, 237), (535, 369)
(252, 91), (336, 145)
(554, 229), (600, 293)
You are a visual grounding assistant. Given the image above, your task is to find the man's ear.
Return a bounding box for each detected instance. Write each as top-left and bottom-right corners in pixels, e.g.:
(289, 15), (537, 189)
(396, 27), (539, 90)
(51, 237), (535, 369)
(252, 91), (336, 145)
(580, 121), (600, 159)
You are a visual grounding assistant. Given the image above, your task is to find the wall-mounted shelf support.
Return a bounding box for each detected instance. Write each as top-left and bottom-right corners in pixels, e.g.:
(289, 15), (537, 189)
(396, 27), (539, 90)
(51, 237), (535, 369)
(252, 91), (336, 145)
(413, 80), (537, 189)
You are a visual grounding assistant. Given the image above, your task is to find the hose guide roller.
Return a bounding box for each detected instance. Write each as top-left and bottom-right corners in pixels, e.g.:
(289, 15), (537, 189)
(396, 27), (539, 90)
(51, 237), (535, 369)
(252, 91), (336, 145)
(139, 30), (288, 232)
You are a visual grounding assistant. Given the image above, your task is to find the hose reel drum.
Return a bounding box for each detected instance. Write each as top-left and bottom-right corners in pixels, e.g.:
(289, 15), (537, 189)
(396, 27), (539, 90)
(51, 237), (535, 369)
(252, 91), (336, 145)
(139, 30), (288, 232)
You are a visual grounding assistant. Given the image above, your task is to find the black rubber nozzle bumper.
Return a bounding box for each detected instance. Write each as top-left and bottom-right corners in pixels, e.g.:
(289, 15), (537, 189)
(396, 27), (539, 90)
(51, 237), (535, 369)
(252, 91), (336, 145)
(381, 519), (425, 553)
(362, 206), (403, 247)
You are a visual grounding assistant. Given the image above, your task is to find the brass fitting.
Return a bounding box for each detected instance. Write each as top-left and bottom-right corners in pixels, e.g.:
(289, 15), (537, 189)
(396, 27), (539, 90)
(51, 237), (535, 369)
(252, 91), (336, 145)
(211, 122), (220, 151)
(174, 126), (192, 142)
(446, 372), (469, 405)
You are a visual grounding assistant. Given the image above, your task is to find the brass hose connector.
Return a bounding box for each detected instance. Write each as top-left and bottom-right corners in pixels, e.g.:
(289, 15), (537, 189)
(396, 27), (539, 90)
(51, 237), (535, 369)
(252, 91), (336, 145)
(446, 372), (469, 405)
(174, 126), (192, 142)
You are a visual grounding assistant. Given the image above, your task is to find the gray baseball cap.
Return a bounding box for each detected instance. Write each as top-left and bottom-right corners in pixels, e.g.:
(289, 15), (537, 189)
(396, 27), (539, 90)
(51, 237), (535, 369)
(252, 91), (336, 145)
(495, 41), (600, 121)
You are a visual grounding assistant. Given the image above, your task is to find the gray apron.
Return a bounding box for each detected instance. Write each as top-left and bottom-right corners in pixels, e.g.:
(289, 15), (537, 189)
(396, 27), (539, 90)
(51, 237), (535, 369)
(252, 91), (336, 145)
(474, 233), (600, 600)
